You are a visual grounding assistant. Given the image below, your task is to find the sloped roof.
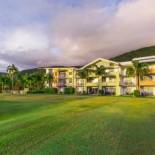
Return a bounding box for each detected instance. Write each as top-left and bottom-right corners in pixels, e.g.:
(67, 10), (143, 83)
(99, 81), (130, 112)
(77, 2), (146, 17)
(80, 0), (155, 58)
(81, 58), (118, 69)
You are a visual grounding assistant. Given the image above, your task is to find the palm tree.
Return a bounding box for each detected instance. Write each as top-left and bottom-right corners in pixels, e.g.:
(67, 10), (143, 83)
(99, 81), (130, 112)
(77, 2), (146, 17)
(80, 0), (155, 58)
(126, 60), (149, 92)
(44, 73), (53, 88)
(0, 75), (11, 92)
(90, 65), (106, 94)
(0, 75), (6, 92)
(7, 64), (18, 93)
(30, 70), (45, 89)
(77, 69), (88, 94)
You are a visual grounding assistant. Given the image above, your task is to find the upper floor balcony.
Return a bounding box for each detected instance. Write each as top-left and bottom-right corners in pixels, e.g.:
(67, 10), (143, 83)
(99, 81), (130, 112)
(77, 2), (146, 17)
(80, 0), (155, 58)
(149, 69), (155, 74)
(140, 80), (155, 86)
(86, 81), (117, 87)
(120, 81), (136, 87)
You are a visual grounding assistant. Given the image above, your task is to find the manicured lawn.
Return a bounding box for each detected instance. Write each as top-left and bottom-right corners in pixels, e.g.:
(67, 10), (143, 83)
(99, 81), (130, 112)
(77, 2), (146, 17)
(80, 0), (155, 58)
(0, 95), (155, 155)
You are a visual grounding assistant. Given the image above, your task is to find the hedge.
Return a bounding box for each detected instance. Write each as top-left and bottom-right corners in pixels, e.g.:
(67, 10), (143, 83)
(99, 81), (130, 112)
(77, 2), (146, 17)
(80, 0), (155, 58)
(64, 87), (75, 94)
(28, 88), (58, 94)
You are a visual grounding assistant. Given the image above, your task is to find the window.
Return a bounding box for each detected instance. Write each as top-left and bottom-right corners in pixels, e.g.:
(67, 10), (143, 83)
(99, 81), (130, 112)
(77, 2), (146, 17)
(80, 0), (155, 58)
(69, 72), (72, 75)
(69, 79), (72, 83)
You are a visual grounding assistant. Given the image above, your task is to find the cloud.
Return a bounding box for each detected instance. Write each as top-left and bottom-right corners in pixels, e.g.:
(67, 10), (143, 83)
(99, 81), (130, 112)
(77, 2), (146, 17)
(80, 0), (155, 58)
(0, 26), (52, 69)
(0, 0), (155, 71)
(0, 60), (10, 72)
(51, 0), (155, 63)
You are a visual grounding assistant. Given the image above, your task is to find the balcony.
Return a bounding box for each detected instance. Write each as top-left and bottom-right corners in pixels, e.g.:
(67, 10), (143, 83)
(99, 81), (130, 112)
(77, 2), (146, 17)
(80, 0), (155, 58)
(103, 72), (116, 77)
(86, 80), (117, 87)
(59, 75), (67, 79)
(149, 69), (155, 74)
(86, 82), (98, 87)
(58, 83), (67, 87)
(140, 80), (155, 86)
(121, 81), (136, 86)
(101, 82), (116, 86)
(76, 83), (84, 87)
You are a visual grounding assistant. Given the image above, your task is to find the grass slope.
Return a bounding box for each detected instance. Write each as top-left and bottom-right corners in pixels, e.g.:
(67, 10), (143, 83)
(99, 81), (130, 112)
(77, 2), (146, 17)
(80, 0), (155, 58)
(0, 95), (155, 155)
(111, 46), (155, 62)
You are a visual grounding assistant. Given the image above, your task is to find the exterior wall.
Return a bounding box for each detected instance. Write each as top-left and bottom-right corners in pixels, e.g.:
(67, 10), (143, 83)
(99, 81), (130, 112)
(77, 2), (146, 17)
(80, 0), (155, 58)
(81, 59), (121, 96)
(45, 67), (77, 93)
(44, 56), (155, 96)
(120, 59), (155, 96)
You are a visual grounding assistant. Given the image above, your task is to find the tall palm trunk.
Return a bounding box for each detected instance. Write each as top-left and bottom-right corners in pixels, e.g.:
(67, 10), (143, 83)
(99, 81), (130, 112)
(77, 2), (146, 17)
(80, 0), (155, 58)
(83, 79), (85, 94)
(1, 82), (4, 93)
(11, 75), (14, 94)
(135, 74), (140, 91)
(97, 76), (100, 95)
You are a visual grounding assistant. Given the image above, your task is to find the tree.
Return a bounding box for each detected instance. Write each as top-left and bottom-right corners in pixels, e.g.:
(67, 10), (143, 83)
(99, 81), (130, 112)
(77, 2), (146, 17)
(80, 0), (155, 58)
(90, 65), (106, 94)
(30, 70), (45, 89)
(126, 60), (149, 92)
(0, 75), (6, 92)
(0, 75), (11, 92)
(7, 64), (18, 93)
(77, 69), (88, 94)
(22, 73), (34, 90)
(44, 73), (53, 88)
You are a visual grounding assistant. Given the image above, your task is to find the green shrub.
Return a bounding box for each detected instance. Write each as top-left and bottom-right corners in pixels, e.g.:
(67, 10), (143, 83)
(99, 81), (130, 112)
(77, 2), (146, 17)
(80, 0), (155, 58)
(133, 90), (140, 97)
(42, 88), (58, 94)
(28, 89), (44, 94)
(28, 88), (58, 94)
(64, 87), (75, 94)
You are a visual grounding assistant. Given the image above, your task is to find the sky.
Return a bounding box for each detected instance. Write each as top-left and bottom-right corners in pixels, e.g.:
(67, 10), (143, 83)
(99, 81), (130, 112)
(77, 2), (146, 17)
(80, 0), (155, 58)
(0, 0), (155, 71)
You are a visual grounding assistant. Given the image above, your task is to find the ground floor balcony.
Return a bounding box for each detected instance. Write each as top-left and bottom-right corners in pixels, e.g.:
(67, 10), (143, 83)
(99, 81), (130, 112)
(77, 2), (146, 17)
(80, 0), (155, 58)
(87, 86), (116, 96)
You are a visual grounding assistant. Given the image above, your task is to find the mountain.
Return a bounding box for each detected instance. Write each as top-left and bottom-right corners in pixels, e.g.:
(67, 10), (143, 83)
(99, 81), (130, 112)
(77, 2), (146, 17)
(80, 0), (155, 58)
(0, 72), (6, 76)
(20, 68), (40, 75)
(111, 46), (155, 62)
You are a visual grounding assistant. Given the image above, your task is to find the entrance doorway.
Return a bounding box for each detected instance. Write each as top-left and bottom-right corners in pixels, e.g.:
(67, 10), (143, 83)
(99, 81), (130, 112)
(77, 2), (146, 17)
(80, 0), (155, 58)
(87, 87), (98, 94)
(102, 87), (116, 96)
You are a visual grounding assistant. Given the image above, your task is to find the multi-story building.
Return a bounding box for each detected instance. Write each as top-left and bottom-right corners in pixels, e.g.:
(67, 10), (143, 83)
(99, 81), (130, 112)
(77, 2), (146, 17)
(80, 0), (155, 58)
(45, 66), (80, 93)
(120, 56), (155, 96)
(44, 56), (155, 96)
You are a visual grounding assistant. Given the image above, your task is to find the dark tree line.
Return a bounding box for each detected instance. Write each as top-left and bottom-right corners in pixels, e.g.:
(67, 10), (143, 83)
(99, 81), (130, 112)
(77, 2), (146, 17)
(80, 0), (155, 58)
(0, 64), (53, 93)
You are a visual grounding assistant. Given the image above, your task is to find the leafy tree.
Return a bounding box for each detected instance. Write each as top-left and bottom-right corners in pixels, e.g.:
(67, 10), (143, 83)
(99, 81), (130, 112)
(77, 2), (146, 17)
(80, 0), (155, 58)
(90, 65), (106, 94)
(44, 73), (53, 88)
(0, 75), (11, 92)
(77, 69), (88, 93)
(126, 60), (149, 92)
(7, 64), (18, 92)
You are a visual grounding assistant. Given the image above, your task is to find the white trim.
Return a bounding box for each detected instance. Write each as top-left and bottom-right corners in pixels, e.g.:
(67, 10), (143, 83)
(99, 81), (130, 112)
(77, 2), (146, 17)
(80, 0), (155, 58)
(81, 58), (118, 69)
(133, 55), (155, 61)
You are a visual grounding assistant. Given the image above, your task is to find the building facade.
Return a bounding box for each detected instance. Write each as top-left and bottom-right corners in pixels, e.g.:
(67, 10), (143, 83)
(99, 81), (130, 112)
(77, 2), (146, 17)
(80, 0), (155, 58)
(44, 56), (155, 96)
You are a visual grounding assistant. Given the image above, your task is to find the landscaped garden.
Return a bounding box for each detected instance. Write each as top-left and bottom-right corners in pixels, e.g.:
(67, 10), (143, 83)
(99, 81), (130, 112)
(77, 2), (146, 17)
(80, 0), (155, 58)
(0, 95), (155, 155)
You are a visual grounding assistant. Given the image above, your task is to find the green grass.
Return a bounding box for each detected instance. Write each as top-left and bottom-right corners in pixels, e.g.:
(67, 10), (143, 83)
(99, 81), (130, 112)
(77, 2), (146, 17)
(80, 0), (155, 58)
(0, 95), (155, 155)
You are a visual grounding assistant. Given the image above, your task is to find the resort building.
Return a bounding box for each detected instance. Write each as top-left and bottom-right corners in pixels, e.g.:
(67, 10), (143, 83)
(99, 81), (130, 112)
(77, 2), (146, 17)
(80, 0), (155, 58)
(44, 56), (155, 96)
(45, 66), (80, 92)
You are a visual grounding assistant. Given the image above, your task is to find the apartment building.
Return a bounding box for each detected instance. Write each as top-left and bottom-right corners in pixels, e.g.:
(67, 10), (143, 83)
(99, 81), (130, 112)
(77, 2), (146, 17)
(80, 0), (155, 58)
(45, 66), (79, 93)
(44, 56), (155, 96)
(78, 58), (121, 96)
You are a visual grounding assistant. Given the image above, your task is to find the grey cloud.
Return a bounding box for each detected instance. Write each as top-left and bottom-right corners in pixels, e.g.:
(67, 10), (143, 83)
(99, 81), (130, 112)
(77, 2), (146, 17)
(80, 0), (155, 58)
(1, 0), (155, 71)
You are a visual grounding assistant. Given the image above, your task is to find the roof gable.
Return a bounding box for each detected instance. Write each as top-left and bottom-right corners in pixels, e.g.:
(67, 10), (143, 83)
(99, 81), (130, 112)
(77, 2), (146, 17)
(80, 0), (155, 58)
(81, 58), (118, 69)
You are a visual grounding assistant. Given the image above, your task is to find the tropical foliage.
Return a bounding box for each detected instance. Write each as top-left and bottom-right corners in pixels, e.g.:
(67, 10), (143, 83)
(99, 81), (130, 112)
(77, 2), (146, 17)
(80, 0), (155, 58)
(126, 60), (149, 91)
(0, 64), (54, 93)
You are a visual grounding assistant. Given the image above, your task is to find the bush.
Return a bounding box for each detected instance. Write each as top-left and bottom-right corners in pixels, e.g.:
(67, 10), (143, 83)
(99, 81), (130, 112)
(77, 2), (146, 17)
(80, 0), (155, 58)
(28, 88), (58, 94)
(42, 88), (58, 94)
(28, 89), (44, 94)
(133, 90), (140, 97)
(64, 87), (75, 94)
